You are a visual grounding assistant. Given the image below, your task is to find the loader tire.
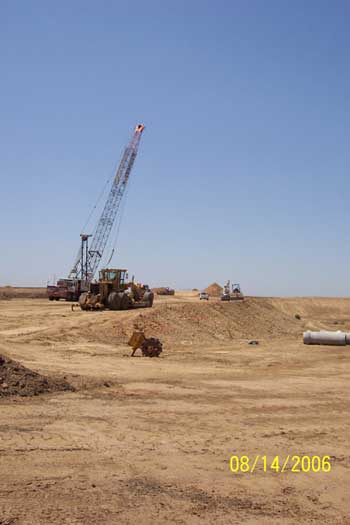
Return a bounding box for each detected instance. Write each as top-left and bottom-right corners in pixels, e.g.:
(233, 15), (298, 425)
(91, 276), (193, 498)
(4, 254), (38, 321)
(119, 292), (132, 310)
(79, 292), (88, 310)
(143, 291), (154, 307)
(107, 291), (122, 311)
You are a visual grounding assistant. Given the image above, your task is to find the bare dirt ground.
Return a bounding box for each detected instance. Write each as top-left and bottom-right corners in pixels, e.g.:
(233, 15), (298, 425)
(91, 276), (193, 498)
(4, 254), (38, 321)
(0, 292), (349, 524)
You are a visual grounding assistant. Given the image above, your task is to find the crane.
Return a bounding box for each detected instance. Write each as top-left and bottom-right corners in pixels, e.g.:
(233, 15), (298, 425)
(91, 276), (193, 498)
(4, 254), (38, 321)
(69, 123), (145, 281)
(47, 124), (145, 301)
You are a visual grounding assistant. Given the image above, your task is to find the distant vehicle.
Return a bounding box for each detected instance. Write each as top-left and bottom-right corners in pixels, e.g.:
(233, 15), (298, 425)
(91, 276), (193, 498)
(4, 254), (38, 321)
(221, 281), (244, 301)
(199, 292), (209, 300)
(47, 278), (83, 301)
(156, 287), (175, 296)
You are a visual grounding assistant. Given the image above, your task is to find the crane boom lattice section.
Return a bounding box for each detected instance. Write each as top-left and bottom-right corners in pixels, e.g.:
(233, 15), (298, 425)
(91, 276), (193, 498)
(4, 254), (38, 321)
(69, 124), (145, 281)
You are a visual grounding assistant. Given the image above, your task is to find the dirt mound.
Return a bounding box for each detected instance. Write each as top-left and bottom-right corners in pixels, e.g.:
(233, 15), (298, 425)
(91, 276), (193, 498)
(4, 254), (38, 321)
(114, 298), (303, 345)
(14, 297), (305, 349)
(0, 354), (74, 397)
(204, 282), (223, 296)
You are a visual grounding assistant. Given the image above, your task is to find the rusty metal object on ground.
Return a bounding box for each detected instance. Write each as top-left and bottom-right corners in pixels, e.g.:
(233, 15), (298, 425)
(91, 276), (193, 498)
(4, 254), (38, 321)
(140, 337), (163, 357)
(128, 331), (146, 354)
(128, 331), (163, 357)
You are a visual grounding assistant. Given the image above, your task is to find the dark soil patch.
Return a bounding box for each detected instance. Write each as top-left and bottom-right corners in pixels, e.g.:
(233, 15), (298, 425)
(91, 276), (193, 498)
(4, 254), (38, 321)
(0, 354), (74, 397)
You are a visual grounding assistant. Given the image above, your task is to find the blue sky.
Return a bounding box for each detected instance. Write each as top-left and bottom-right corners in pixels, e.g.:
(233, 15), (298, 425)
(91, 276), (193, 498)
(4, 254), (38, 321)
(1, 0), (350, 295)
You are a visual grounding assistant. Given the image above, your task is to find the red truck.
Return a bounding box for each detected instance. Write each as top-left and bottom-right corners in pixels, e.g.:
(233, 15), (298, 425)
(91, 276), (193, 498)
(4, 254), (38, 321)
(47, 279), (82, 301)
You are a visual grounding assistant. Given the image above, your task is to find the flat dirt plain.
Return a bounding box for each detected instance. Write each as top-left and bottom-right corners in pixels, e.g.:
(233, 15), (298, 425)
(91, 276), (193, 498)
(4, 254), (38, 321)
(0, 290), (349, 524)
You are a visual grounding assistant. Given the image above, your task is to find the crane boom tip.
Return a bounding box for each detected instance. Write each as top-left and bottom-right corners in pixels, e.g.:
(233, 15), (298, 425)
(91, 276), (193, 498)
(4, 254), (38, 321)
(135, 123), (145, 133)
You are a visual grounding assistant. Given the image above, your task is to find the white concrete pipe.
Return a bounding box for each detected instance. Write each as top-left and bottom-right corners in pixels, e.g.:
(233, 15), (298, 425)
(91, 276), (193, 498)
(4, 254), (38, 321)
(303, 330), (349, 346)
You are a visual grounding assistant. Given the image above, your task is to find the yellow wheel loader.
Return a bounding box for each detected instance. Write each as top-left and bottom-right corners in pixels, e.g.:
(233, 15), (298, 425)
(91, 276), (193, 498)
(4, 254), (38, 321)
(79, 269), (154, 311)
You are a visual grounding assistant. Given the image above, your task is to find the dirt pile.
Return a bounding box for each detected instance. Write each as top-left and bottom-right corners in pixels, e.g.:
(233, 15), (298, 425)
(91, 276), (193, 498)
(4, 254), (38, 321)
(10, 297), (307, 349)
(204, 282), (223, 296)
(0, 354), (74, 397)
(114, 298), (303, 345)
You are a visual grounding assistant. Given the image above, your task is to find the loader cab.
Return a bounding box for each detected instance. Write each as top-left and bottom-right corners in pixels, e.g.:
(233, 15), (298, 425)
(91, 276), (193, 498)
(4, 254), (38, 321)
(98, 268), (128, 288)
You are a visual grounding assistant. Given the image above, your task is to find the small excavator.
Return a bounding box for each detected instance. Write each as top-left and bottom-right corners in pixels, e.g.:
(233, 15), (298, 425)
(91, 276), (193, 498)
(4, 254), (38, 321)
(78, 269), (154, 311)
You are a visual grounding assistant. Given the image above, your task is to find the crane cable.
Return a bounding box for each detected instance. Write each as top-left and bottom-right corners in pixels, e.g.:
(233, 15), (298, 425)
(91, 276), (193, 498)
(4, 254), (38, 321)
(80, 139), (127, 235)
(68, 164), (117, 275)
(102, 176), (132, 267)
(80, 169), (114, 234)
(68, 126), (144, 278)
